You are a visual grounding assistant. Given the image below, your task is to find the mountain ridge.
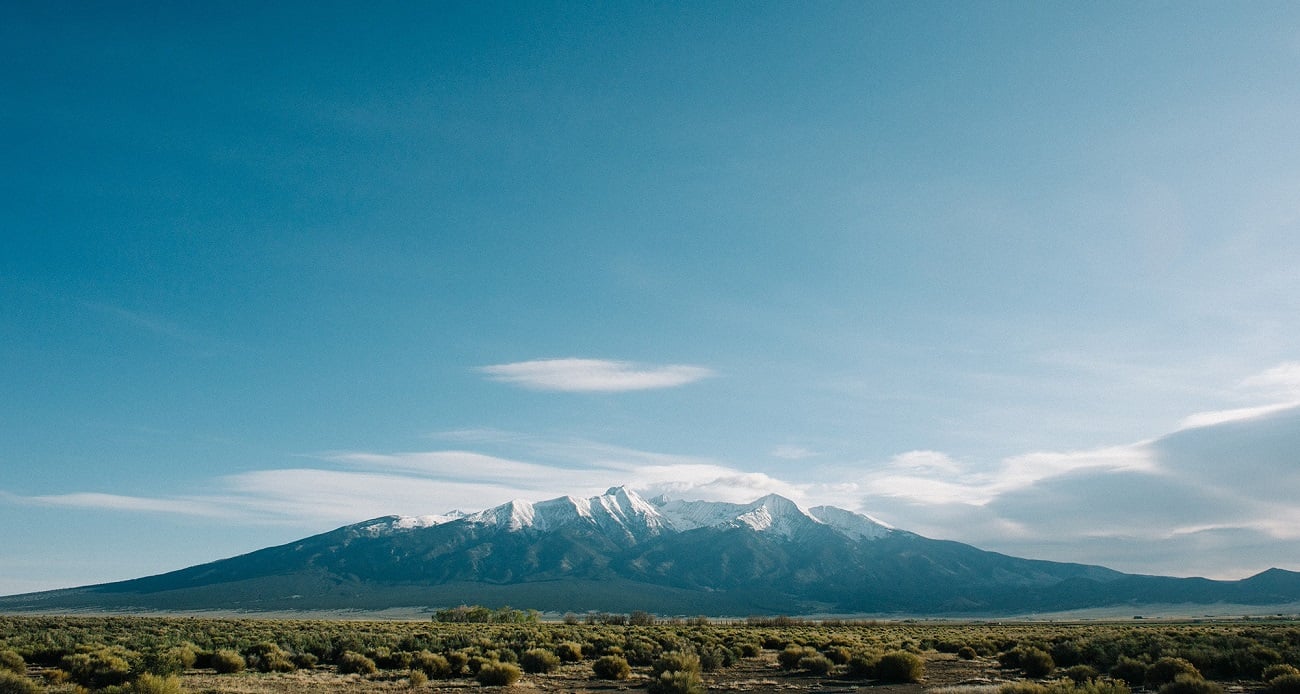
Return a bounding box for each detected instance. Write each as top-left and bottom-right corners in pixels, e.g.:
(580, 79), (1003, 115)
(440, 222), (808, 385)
(4, 486), (1300, 616)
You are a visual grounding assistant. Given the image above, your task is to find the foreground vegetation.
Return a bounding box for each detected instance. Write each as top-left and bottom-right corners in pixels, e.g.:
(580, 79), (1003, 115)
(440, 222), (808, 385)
(1, 614), (1299, 692)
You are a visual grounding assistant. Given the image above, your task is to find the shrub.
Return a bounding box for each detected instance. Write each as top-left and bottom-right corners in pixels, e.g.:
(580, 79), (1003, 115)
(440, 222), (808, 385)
(0, 671), (39, 694)
(520, 648), (560, 674)
(127, 673), (184, 694)
(476, 661), (522, 686)
(413, 651), (451, 678)
(1062, 665), (1101, 683)
(876, 650), (925, 683)
(1268, 674), (1300, 694)
(0, 651), (23, 674)
(1146, 658), (1201, 687)
(824, 646), (853, 665)
(698, 646), (727, 671)
(1110, 656), (1148, 686)
(1158, 674), (1222, 694)
(652, 651), (701, 677)
(798, 654), (835, 675)
(778, 645), (818, 670)
(338, 651), (378, 675)
(62, 649), (134, 688)
(292, 652), (318, 670)
(592, 655), (631, 680)
(210, 649), (245, 674)
(1265, 665), (1300, 683)
(1019, 647), (1056, 678)
(847, 651), (880, 678)
(1000, 683), (1048, 694)
(445, 650), (469, 675)
(648, 669), (705, 694)
(958, 646), (978, 660)
(556, 642), (583, 662)
(408, 668), (428, 687)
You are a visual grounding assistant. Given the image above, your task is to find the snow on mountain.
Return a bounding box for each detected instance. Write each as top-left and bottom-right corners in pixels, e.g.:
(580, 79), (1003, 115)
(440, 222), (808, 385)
(365, 487), (893, 545)
(654, 492), (827, 540)
(459, 486), (670, 541)
(808, 505), (893, 540)
(465, 498), (537, 530)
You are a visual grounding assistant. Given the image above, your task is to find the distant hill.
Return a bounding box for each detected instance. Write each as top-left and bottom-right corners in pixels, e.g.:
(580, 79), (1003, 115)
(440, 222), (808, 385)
(5, 486), (1300, 616)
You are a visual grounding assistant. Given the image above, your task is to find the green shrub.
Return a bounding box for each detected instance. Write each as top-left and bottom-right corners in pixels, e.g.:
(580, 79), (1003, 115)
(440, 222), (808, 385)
(798, 654), (835, 675)
(127, 673), (184, 694)
(292, 652), (318, 670)
(1157, 674), (1222, 694)
(824, 646), (853, 665)
(647, 669), (705, 694)
(520, 648), (560, 674)
(1146, 658), (1201, 687)
(1110, 656), (1148, 686)
(62, 648), (134, 688)
(1019, 647), (1056, 678)
(475, 661), (522, 686)
(556, 642), (583, 662)
(408, 668), (428, 687)
(1265, 665), (1300, 683)
(778, 645), (818, 670)
(210, 649), (245, 674)
(1062, 664), (1101, 683)
(652, 651), (701, 677)
(0, 652), (23, 674)
(0, 670), (39, 694)
(698, 646), (727, 671)
(413, 650), (450, 678)
(592, 655), (631, 680)
(876, 650), (925, 683)
(445, 650), (469, 675)
(338, 651), (378, 675)
(847, 651), (879, 678)
(958, 646), (978, 660)
(1267, 674), (1300, 694)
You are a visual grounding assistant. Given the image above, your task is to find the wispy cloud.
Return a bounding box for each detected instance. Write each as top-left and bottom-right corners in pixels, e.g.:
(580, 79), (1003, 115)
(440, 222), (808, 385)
(478, 358), (714, 392)
(771, 445), (817, 460)
(1179, 362), (1300, 430)
(27, 492), (236, 519)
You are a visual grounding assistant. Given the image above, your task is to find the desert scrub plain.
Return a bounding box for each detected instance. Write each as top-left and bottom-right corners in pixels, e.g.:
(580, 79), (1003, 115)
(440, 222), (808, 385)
(2, 616), (1300, 693)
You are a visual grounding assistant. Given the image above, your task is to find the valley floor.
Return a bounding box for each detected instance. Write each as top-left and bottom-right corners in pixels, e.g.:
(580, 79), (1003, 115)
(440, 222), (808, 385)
(173, 651), (993, 693)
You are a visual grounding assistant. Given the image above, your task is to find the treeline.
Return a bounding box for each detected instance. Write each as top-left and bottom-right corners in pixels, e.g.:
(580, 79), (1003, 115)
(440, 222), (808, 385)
(431, 605), (540, 624)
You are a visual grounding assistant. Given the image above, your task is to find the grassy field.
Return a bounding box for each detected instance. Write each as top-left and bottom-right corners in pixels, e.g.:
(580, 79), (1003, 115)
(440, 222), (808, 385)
(2, 615), (1300, 693)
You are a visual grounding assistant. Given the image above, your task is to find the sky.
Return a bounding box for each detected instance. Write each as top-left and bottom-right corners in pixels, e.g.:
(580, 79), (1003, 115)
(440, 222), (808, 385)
(4, 2), (1300, 596)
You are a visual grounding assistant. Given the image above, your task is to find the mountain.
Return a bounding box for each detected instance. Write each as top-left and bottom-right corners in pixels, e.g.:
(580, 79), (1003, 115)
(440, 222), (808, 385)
(4, 486), (1300, 616)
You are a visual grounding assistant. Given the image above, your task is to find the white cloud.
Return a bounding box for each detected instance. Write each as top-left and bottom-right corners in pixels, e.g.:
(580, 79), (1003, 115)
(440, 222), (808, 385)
(1179, 402), (1300, 429)
(478, 358), (713, 392)
(1179, 362), (1300, 429)
(888, 450), (964, 475)
(27, 492), (236, 519)
(1242, 361), (1300, 396)
(771, 445), (817, 460)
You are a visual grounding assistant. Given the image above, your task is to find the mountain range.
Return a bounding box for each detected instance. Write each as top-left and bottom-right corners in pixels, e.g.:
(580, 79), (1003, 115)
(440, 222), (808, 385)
(4, 486), (1299, 616)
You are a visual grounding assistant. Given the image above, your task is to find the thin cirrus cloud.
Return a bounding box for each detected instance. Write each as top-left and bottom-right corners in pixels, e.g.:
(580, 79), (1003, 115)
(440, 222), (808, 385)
(477, 358), (714, 392)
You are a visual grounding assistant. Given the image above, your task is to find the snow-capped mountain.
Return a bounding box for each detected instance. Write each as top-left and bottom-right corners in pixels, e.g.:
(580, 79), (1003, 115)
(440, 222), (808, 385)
(7, 485), (1300, 616)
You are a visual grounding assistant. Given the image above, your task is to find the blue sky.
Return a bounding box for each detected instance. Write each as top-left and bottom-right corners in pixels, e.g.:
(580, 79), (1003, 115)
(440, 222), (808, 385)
(4, 2), (1300, 595)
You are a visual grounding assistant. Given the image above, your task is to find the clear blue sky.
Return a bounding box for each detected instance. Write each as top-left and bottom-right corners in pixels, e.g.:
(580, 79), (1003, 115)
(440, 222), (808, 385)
(5, 2), (1300, 595)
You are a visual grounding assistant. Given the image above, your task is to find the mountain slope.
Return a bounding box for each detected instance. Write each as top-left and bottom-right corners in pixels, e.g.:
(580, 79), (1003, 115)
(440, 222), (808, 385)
(4, 486), (1299, 616)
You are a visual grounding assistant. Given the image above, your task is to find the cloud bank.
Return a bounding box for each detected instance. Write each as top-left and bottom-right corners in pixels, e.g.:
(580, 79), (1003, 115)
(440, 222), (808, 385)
(478, 358), (714, 392)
